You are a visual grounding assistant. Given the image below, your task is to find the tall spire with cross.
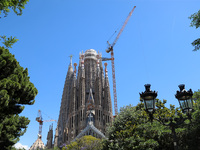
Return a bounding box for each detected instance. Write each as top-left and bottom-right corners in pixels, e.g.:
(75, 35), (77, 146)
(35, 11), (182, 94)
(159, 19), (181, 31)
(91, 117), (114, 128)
(69, 55), (73, 66)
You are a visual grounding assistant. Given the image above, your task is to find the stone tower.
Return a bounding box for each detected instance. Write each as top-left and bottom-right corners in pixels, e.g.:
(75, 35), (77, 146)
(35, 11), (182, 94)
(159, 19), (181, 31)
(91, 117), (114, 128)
(54, 49), (113, 146)
(46, 124), (53, 149)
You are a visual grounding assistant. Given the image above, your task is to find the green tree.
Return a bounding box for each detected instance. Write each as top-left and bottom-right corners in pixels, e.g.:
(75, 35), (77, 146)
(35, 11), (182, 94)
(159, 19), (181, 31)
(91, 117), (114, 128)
(0, 46), (38, 149)
(0, 0), (29, 17)
(189, 10), (200, 51)
(63, 135), (103, 150)
(0, 1), (36, 149)
(103, 99), (193, 150)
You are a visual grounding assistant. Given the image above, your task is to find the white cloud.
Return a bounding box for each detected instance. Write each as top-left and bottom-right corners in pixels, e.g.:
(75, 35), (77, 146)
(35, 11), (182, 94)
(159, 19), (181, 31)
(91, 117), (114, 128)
(14, 143), (30, 150)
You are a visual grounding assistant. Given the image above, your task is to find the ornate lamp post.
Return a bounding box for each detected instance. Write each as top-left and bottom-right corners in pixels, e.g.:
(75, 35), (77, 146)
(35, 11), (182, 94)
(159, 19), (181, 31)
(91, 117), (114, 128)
(140, 84), (193, 150)
(175, 84), (193, 114)
(139, 84), (157, 122)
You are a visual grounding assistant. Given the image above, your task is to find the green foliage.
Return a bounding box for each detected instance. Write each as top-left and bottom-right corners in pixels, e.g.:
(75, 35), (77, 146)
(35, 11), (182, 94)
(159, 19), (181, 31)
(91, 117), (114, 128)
(0, 36), (19, 48)
(178, 90), (200, 149)
(103, 99), (197, 150)
(191, 38), (200, 51)
(0, 0), (29, 17)
(189, 10), (200, 28)
(63, 135), (103, 150)
(44, 147), (60, 150)
(189, 10), (200, 51)
(0, 46), (38, 149)
(104, 104), (159, 150)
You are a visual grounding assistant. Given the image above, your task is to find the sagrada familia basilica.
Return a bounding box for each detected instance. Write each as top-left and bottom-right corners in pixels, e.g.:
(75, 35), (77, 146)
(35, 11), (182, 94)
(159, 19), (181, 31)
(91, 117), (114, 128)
(53, 49), (113, 146)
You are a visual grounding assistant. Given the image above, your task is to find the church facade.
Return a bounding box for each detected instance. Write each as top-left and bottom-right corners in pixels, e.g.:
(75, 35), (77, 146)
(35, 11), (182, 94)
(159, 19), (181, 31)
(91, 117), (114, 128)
(54, 49), (113, 146)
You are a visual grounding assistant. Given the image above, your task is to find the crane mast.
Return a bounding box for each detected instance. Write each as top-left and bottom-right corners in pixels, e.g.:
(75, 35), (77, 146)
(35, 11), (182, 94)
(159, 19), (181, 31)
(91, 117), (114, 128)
(106, 6), (136, 116)
(36, 110), (56, 139)
(36, 110), (43, 138)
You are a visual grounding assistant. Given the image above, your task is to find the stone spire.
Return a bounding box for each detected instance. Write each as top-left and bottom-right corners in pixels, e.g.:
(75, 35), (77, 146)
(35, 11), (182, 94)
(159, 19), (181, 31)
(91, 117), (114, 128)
(86, 89), (95, 126)
(86, 88), (95, 109)
(70, 63), (77, 113)
(103, 62), (112, 125)
(55, 56), (74, 146)
(46, 124), (53, 149)
(69, 55), (73, 67)
(68, 55), (73, 74)
(81, 54), (85, 77)
(68, 63), (77, 141)
(95, 54), (102, 107)
(104, 63), (108, 84)
(73, 63), (77, 86)
(78, 53), (85, 109)
(96, 54), (100, 77)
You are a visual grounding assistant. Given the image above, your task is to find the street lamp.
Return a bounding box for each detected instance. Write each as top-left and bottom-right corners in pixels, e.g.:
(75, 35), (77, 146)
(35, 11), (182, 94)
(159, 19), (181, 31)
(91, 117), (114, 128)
(140, 84), (193, 150)
(140, 84), (157, 122)
(175, 84), (193, 113)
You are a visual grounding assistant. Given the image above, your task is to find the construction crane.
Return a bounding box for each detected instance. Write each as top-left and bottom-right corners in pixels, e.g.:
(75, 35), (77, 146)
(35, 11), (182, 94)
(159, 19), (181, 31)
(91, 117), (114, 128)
(106, 6), (136, 116)
(36, 110), (56, 139)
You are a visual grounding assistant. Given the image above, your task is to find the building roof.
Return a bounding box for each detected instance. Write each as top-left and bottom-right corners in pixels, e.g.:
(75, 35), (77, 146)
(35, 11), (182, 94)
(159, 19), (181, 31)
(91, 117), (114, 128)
(29, 135), (45, 150)
(84, 49), (97, 60)
(72, 123), (106, 142)
(72, 111), (106, 142)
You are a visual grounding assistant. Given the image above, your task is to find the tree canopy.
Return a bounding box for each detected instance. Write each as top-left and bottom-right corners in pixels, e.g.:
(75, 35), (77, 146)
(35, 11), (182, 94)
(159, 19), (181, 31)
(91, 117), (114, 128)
(103, 92), (200, 150)
(0, 0), (29, 17)
(63, 135), (103, 150)
(103, 102), (174, 150)
(0, 46), (38, 149)
(189, 10), (200, 51)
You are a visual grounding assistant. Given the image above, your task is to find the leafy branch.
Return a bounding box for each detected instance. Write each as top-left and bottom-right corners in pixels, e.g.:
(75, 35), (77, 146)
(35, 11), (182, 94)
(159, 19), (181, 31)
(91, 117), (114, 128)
(189, 10), (200, 51)
(0, 36), (18, 48)
(0, 0), (29, 17)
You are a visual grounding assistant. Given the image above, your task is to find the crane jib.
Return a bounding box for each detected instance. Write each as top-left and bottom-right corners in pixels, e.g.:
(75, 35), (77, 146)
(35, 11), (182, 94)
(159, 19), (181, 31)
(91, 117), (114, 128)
(105, 6), (136, 116)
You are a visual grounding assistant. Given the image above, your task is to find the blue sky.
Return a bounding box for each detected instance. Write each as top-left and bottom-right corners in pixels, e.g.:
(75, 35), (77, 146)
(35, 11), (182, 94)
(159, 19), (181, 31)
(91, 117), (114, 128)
(1, 0), (200, 148)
